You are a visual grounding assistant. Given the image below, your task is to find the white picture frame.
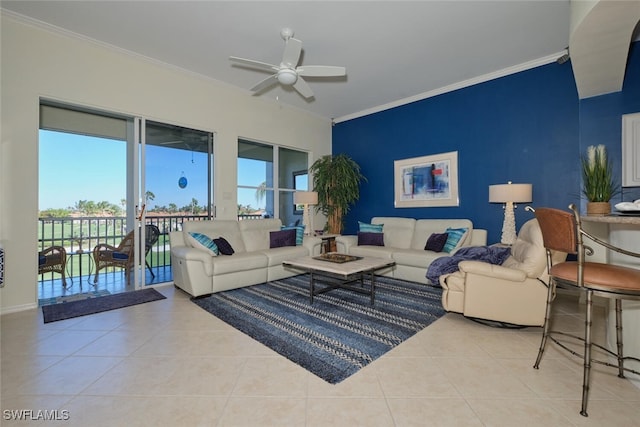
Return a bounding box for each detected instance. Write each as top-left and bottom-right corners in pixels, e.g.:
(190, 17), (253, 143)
(394, 151), (459, 208)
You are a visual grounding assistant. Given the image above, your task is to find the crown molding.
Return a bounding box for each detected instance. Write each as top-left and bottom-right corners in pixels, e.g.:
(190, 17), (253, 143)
(333, 50), (568, 124)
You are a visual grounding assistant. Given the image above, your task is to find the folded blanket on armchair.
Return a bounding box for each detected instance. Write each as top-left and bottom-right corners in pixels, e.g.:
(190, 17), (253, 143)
(426, 245), (512, 285)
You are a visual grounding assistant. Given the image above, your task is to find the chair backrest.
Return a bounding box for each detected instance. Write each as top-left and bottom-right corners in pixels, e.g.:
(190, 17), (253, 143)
(501, 219), (547, 279)
(117, 230), (136, 256)
(534, 207), (578, 255)
(144, 224), (161, 254)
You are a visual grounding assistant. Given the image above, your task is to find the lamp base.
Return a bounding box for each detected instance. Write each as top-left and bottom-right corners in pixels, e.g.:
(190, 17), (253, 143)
(500, 201), (517, 245)
(302, 204), (313, 236)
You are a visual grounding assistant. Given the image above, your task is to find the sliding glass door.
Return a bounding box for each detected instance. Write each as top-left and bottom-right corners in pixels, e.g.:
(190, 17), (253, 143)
(38, 102), (214, 297)
(142, 120), (214, 288)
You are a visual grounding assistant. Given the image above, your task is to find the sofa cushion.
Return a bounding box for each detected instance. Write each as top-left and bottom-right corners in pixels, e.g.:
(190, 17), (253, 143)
(358, 221), (383, 233)
(281, 225), (305, 245)
(371, 217), (415, 249)
(348, 245), (394, 259)
(213, 237), (235, 255)
(358, 232), (384, 246)
(211, 251), (267, 275)
(186, 232), (219, 256)
(392, 248), (444, 268)
(443, 227), (468, 253)
(239, 218), (282, 251)
(262, 245), (309, 267)
(183, 220), (246, 253)
(424, 232), (448, 252)
(270, 229), (296, 248)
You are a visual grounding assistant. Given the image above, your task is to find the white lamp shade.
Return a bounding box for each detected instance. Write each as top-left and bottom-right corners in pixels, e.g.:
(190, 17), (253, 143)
(489, 183), (532, 203)
(294, 191), (318, 205)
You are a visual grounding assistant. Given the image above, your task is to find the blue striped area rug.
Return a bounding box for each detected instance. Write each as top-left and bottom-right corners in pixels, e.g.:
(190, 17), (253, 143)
(192, 273), (445, 384)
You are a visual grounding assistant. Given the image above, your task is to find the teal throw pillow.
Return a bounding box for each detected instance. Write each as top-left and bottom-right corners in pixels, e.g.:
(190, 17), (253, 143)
(358, 221), (383, 233)
(281, 225), (305, 245)
(187, 232), (219, 256)
(442, 227), (468, 253)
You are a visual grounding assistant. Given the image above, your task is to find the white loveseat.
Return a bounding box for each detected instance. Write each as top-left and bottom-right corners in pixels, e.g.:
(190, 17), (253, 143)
(335, 217), (487, 284)
(170, 218), (322, 297)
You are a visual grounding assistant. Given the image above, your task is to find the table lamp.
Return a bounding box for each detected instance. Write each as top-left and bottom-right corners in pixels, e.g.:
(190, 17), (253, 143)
(489, 182), (532, 245)
(294, 191), (318, 236)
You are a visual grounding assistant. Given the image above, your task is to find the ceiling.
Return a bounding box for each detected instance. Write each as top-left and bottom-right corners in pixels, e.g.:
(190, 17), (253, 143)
(2, 1), (634, 122)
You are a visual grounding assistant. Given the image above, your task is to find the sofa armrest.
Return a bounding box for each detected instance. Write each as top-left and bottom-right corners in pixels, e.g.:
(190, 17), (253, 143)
(171, 246), (212, 262)
(335, 235), (358, 253)
(302, 236), (323, 256)
(171, 245), (215, 276)
(458, 260), (527, 282)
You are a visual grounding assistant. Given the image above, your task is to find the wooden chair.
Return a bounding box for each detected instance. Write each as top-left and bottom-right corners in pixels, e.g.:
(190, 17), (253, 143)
(93, 224), (160, 284)
(533, 204), (640, 417)
(38, 246), (68, 287)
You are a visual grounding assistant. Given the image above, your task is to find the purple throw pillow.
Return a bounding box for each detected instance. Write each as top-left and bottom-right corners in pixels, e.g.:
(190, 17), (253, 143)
(269, 229), (297, 248)
(213, 237), (235, 255)
(425, 232), (449, 252)
(357, 232), (384, 246)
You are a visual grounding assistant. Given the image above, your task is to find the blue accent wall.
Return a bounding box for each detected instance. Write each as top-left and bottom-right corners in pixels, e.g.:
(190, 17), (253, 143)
(333, 42), (640, 243)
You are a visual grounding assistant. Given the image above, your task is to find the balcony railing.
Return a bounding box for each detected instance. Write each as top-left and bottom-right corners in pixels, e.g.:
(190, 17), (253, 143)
(38, 213), (265, 286)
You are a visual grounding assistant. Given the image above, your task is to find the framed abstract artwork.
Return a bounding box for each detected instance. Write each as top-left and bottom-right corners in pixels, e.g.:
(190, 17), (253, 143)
(394, 151), (459, 207)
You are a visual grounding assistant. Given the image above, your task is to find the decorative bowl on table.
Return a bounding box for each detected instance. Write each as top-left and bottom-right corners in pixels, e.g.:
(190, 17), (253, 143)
(313, 253), (362, 263)
(614, 200), (640, 213)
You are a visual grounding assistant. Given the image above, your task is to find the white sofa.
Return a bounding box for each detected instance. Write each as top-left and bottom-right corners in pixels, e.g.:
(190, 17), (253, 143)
(170, 218), (322, 297)
(335, 217), (487, 284)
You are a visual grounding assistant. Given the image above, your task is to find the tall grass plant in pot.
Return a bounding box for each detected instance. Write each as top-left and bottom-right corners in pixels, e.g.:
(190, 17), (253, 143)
(309, 154), (366, 234)
(582, 145), (619, 216)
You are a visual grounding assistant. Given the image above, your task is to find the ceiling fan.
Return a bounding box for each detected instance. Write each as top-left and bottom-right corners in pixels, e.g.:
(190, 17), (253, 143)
(229, 28), (346, 99)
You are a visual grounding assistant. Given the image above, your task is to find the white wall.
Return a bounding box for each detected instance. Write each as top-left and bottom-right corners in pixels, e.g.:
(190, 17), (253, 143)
(0, 13), (332, 313)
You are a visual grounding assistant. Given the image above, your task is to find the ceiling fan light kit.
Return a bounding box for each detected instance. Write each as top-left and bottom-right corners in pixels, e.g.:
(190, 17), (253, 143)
(229, 28), (346, 99)
(277, 69), (298, 85)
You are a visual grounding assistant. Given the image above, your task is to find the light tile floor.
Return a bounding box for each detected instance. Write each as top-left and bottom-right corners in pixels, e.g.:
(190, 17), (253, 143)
(2, 286), (639, 426)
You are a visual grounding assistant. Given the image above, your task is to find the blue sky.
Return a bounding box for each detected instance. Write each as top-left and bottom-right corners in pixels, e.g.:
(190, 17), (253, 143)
(39, 130), (266, 211)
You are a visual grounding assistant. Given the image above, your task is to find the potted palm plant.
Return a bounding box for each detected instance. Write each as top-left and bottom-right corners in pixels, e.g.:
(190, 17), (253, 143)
(582, 144), (619, 215)
(309, 154), (367, 234)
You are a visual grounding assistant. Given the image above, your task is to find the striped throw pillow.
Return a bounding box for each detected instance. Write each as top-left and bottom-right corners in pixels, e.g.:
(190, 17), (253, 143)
(358, 221), (383, 233)
(187, 232), (219, 256)
(442, 227), (468, 253)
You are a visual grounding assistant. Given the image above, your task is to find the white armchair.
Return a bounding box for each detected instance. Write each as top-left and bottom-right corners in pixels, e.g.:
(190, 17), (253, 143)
(439, 218), (567, 327)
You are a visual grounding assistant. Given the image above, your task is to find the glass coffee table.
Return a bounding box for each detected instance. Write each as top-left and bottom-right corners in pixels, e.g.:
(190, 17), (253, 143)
(282, 253), (396, 305)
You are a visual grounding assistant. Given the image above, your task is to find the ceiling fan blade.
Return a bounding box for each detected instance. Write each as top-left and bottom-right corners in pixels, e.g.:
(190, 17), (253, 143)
(229, 56), (279, 73)
(281, 38), (302, 68)
(293, 77), (314, 99)
(297, 65), (346, 77)
(250, 74), (279, 93)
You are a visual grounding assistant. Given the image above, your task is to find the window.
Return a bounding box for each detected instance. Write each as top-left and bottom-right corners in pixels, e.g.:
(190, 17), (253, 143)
(237, 139), (308, 224)
(293, 170), (309, 214)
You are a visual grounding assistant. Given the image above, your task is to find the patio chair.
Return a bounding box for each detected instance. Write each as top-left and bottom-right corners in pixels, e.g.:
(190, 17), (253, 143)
(144, 224), (161, 279)
(93, 224), (161, 284)
(38, 246), (68, 287)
